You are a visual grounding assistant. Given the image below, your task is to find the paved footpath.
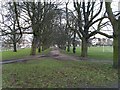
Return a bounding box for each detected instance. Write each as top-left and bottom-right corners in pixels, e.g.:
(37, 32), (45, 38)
(0, 55), (46, 64)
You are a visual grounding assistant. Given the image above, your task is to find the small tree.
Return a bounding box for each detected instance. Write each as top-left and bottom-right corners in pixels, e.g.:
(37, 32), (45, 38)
(0, 2), (22, 52)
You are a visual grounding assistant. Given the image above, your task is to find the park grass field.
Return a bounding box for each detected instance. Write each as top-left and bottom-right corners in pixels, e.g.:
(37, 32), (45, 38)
(1, 48), (31, 60)
(2, 46), (117, 88)
(66, 46), (113, 60)
(2, 58), (118, 88)
(1, 48), (51, 61)
(1, 46), (113, 61)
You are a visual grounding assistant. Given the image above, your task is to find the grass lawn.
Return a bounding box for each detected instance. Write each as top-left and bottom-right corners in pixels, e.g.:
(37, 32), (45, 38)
(1, 48), (51, 61)
(2, 58), (118, 88)
(1, 48), (31, 60)
(66, 46), (113, 60)
(1, 46), (113, 61)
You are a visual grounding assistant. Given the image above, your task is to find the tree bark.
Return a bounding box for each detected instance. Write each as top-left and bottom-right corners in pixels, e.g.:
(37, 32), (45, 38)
(118, 16), (120, 69)
(112, 22), (119, 68)
(113, 33), (118, 68)
(73, 29), (76, 53)
(13, 42), (17, 52)
(73, 44), (76, 53)
(38, 46), (41, 53)
(113, 16), (120, 69)
(81, 38), (88, 57)
(30, 36), (37, 55)
(67, 41), (70, 52)
(105, 2), (119, 68)
(13, 32), (17, 52)
(73, 40), (76, 53)
(38, 40), (41, 53)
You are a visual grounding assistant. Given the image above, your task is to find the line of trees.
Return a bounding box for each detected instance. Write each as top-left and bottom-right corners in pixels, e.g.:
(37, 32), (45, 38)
(0, 1), (119, 68)
(65, 0), (119, 68)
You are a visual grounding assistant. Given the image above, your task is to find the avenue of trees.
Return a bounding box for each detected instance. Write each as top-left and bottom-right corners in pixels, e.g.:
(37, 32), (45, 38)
(0, 0), (119, 68)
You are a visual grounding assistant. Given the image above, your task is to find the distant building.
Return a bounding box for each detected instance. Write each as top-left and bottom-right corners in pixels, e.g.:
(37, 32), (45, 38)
(18, 39), (32, 49)
(90, 38), (113, 46)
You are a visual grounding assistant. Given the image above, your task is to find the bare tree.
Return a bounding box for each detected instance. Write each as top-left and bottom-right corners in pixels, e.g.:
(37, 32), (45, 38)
(0, 2), (22, 52)
(53, 9), (67, 50)
(65, 1), (72, 52)
(73, 0), (113, 58)
(65, 1), (78, 53)
(22, 1), (58, 55)
(105, 1), (120, 68)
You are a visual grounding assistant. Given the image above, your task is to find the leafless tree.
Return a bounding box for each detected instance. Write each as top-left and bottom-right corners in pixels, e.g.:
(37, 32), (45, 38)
(105, 1), (120, 68)
(72, 0), (113, 57)
(0, 2), (22, 52)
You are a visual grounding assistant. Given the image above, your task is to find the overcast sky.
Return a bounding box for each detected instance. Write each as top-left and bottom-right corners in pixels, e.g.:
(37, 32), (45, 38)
(60, 0), (119, 38)
(0, 0), (119, 40)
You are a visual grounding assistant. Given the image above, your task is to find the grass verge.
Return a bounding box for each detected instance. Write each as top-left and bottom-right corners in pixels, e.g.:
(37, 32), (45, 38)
(2, 58), (118, 88)
(1, 48), (52, 61)
(65, 46), (113, 60)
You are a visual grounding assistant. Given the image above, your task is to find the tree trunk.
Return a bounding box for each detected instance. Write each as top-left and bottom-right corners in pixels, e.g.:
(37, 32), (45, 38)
(38, 46), (41, 53)
(73, 46), (76, 53)
(13, 42), (17, 52)
(67, 41), (70, 52)
(112, 20), (119, 68)
(73, 38), (76, 53)
(38, 41), (41, 53)
(13, 33), (17, 52)
(73, 30), (76, 53)
(105, 2), (119, 69)
(113, 34), (118, 68)
(113, 16), (120, 68)
(81, 38), (88, 57)
(30, 36), (37, 55)
(118, 16), (120, 69)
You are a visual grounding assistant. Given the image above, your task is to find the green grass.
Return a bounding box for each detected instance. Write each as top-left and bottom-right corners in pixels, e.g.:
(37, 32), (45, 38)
(1, 48), (51, 61)
(66, 46), (113, 60)
(88, 46), (113, 60)
(2, 58), (118, 88)
(1, 46), (113, 61)
(1, 48), (31, 60)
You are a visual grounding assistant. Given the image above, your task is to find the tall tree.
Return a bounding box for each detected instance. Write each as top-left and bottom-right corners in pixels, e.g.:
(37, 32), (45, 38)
(73, 0), (111, 57)
(105, 1), (120, 68)
(52, 9), (67, 50)
(65, 1), (72, 52)
(22, 1), (58, 55)
(65, 1), (78, 53)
